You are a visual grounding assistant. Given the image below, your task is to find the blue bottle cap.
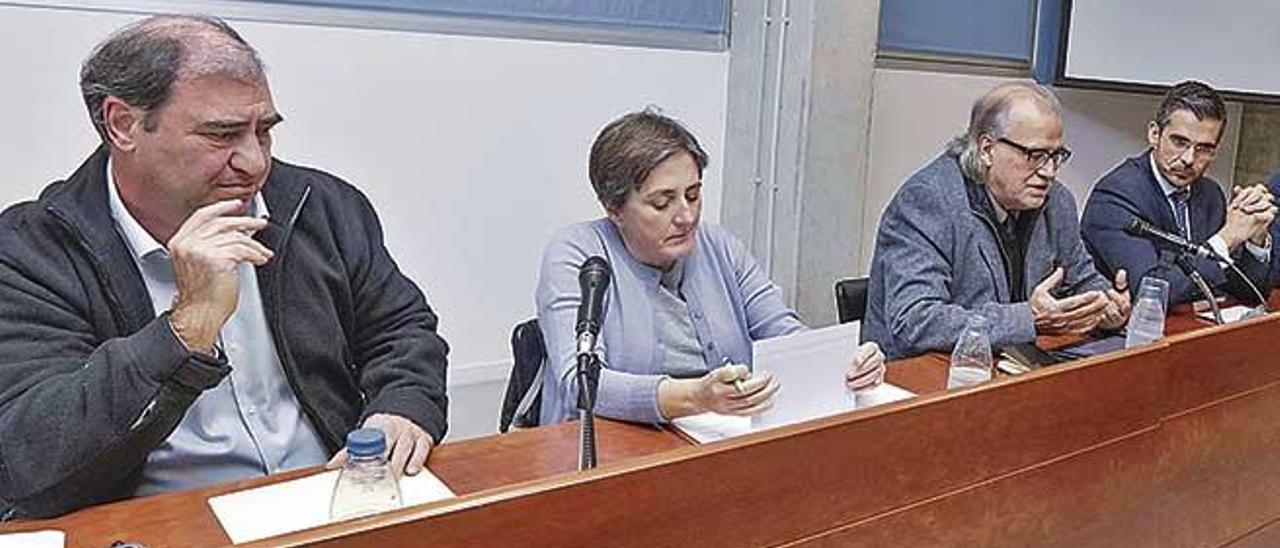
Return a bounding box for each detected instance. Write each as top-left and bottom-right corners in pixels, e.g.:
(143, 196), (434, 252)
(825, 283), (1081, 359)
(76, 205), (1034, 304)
(345, 427), (386, 458)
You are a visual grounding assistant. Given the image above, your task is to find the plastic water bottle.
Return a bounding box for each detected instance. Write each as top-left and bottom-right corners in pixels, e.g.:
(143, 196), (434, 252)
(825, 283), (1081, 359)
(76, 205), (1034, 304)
(948, 314), (993, 389)
(329, 428), (402, 521)
(1124, 291), (1165, 348)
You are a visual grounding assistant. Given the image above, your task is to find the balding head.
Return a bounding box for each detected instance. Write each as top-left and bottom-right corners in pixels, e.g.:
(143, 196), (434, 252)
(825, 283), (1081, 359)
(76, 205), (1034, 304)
(80, 14), (265, 142)
(949, 82), (1062, 183)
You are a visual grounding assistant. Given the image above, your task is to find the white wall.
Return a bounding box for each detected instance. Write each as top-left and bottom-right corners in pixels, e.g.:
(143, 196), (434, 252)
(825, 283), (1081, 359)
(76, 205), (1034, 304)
(860, 68), (1241, 272)
(1066, 0), (1280, 96)
(0, 4), (728, 440)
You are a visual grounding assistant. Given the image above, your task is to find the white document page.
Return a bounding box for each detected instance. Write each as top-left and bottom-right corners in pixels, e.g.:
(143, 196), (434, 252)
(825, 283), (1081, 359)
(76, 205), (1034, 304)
(1196, 305), (1263, 324)
(672, 383), (915, 444)
(208, 469), (455, 545)
(0, 530), (63, 548)
(671, 323), (915, 443)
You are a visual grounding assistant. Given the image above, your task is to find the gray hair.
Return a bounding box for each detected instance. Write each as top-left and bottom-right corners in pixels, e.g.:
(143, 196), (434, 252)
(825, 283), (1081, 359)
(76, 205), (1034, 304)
(80, 14), (265, 142)
(947, 82), (1062, 182)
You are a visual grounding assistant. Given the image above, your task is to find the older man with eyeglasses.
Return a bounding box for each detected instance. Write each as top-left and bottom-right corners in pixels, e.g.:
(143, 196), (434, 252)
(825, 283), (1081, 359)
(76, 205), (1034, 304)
(1081, 80), (1274, 307)
(862, 82), (1130, 360)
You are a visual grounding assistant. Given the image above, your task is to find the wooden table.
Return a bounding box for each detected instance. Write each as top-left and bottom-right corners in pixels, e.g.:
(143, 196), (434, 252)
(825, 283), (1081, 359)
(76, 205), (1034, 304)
(4, 300), (1278, 547)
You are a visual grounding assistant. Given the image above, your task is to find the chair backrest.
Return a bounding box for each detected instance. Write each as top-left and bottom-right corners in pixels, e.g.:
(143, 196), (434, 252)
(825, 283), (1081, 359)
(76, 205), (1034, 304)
(834, 277), (870, 324)
(499, 318), (546, 433)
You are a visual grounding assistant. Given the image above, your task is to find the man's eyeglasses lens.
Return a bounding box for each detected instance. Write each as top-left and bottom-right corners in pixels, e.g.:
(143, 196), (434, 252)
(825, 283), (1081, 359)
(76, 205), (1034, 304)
(996, 137), (1071, 169)
(1166, 134), (1216, 158)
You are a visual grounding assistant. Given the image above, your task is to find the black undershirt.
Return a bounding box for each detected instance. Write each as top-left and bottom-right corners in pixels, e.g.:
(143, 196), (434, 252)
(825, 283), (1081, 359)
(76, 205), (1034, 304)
(965, 180), (1039, 301)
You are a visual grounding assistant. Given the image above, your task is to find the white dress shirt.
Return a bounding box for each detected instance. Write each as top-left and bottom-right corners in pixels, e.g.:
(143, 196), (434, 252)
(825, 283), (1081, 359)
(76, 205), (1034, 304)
(106, 161), (328, 496)
(1148, 154), (1270, 264)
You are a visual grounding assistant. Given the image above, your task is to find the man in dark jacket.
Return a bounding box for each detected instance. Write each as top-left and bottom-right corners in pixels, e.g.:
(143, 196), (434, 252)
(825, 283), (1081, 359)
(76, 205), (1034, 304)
(1081, 81), (1274, 306)
(0, 15), (448, 519)
(863, 82), (1130, 360)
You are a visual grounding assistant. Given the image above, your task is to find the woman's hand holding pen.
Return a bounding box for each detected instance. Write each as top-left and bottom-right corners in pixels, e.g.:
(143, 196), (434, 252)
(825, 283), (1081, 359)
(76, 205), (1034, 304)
(846, 342), (886, 392)
(657, 364), (778, 419)
(698, 364), (778, 415)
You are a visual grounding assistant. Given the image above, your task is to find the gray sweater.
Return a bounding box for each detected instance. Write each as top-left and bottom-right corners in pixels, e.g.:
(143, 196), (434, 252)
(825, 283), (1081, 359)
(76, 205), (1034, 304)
(862, 153), (1110, 359)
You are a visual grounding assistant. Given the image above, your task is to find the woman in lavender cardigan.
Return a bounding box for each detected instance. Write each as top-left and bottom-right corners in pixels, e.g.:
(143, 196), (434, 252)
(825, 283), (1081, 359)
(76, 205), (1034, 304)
(536, 109), (885, 425)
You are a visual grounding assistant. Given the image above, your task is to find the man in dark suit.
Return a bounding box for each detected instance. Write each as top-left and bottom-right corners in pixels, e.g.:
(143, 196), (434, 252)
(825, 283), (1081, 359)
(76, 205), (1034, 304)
(1081, 81), (1274, 306)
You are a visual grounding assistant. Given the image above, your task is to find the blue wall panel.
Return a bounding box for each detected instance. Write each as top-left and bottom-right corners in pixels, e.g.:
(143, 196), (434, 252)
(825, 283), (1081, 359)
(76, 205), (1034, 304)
(879, 0), (1036, 62)
(260, 0), (728, 34)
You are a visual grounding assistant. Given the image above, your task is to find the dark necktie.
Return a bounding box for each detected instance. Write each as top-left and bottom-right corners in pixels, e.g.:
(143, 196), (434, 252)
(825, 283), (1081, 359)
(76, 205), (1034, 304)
(1170, 189), (1190, 239)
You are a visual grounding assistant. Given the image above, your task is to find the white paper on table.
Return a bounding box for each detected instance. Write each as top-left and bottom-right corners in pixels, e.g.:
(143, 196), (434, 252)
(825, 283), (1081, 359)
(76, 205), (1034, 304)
(1196, 304), (1262, 324)
(0, 530), (63, 548)
(753, 322), (913, 429)
(208, 469), (455, 545)
(672, 383), (915, 444)
(671, 322), (915, 444)
(670, 413), (753, 443)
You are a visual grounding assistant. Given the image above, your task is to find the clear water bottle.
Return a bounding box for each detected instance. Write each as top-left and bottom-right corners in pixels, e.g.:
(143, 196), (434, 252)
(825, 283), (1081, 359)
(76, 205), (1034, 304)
(1124, 277), (1168, 348)
(329, 427), (402, 521)
(948, 314), (993, 389)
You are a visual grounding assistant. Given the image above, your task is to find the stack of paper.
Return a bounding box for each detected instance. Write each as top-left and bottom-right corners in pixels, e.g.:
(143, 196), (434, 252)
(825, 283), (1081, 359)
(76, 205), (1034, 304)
(672, 323), (916, 444)
(672, 383), (914, 444)
(1196, 304), (1264, 324)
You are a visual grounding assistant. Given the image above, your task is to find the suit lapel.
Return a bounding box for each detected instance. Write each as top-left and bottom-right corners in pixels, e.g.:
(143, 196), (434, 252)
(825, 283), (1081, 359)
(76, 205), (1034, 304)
(1135, 153), (1181, 233)
(1187, 183), (1215, 242)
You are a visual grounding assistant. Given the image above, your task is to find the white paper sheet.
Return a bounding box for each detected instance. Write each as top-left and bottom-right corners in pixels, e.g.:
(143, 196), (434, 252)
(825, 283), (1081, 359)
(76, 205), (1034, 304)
(1196, 305), (1263, 324)
(672, 323), (917, 443)
(208, 469), (455, 545)
(670, 413), (753, 443)
(0, 530), (63, 548)
(754, 322), (905, 428)
(672, 383), (914, 444)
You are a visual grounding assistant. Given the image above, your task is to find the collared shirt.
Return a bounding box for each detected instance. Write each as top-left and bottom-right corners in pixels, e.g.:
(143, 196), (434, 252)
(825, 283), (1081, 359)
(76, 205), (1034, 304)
(1148, 154), (1270, 264)
(106, 160), (328, 496)
(986, 188), (1011, 225)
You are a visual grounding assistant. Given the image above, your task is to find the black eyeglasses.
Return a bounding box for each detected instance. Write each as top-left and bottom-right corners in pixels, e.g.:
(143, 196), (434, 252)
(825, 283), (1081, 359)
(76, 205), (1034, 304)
(1163, 132), (1218, 159)
(996, 137), (1072, 170)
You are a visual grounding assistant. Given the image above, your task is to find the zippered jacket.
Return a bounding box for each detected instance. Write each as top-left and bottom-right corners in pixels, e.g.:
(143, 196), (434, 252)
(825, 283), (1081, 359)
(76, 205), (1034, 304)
(0, 148), (449, 518)
(862, 152), (1111, 359)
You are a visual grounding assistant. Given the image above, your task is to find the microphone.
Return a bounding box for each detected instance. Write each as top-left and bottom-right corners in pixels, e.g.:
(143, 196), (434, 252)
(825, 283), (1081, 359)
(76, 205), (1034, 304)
(1125, 216), (1270, 311)
(573, 256), (610, 470)
(575, 256), (611, 357)
(1124, 217), (1218, 260)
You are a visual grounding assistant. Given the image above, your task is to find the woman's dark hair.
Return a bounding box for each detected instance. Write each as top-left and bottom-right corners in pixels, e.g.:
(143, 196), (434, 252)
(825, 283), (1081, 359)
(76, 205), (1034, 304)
(588, 108), (708, 211)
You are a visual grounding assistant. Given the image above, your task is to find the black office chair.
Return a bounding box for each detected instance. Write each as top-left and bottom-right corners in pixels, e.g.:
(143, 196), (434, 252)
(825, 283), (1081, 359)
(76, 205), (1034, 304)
(834, 277), (870, 324)
(498, 318), (545, 433)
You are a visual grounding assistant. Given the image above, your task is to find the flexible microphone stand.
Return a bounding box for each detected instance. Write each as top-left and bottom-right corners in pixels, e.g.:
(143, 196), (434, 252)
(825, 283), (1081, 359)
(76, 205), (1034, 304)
(1221, 258), (1270, 314)
(1188, 245), (1270, 318)
(575, 350), (601, 470)
(1173, 252), (1223, 325)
